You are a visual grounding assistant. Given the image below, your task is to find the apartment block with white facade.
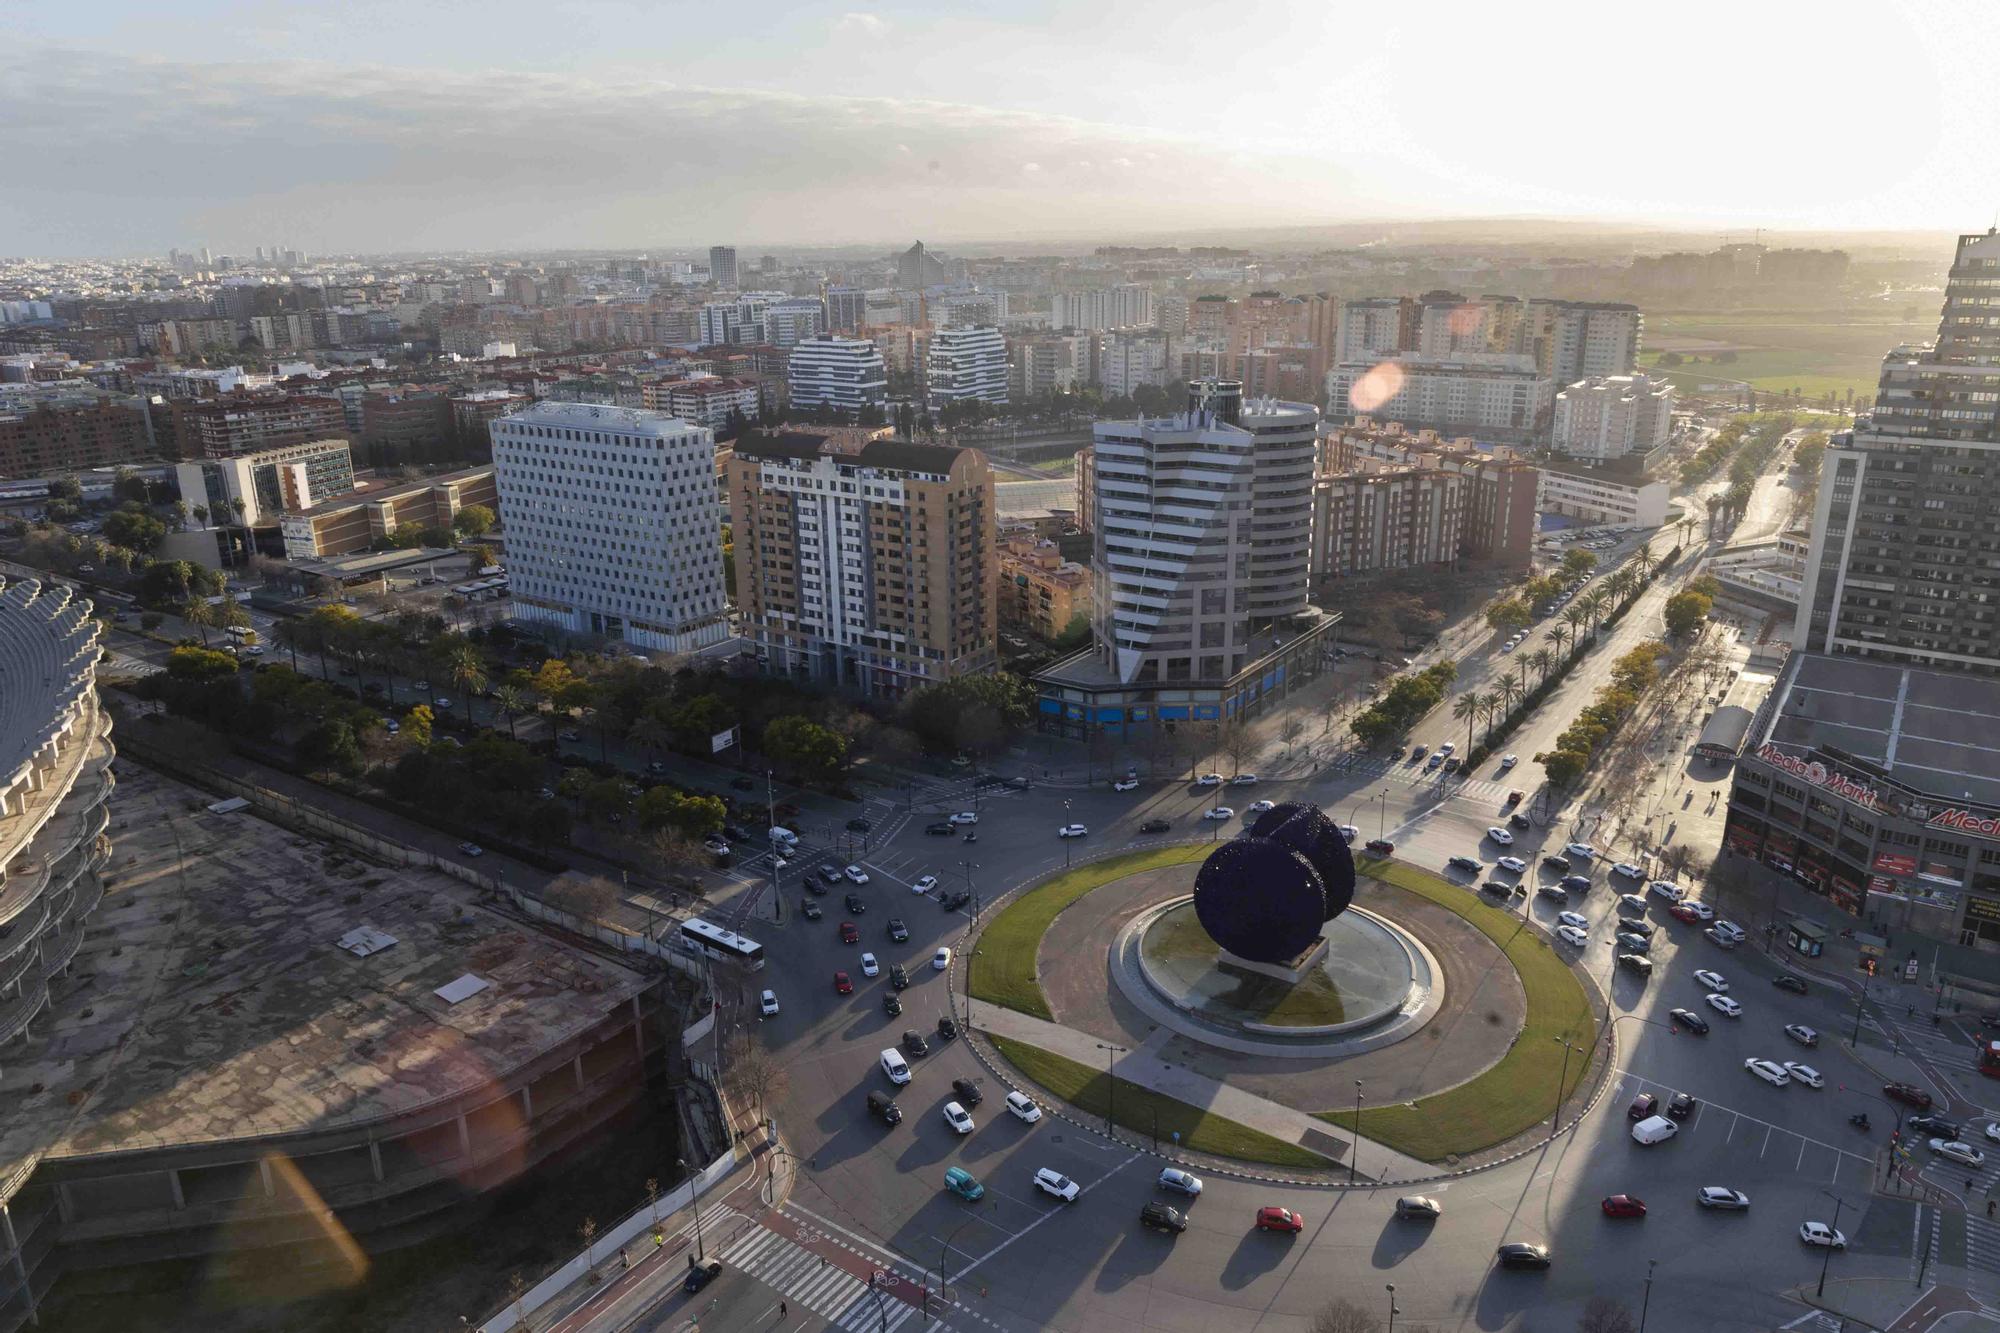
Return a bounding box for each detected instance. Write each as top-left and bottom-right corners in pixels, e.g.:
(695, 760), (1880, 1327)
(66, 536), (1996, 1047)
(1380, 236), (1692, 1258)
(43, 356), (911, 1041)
(1551, 372), (1675, 466)
(787, 335), (888, 414)
(1538, 462), (1670, 528)
(1052, 285), (1156, 332)
(1099, 329), (1174, 398)
(490, 401), (728, 653)
(926, 326), (1008, 407)
(1324, 353), (1553, 442)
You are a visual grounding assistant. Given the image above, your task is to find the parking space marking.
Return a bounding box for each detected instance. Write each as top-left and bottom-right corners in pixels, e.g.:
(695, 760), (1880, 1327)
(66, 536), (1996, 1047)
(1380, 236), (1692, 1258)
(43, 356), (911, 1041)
(1614, 1069), (1872, 1178)
(947, 1150), (1143, 1285)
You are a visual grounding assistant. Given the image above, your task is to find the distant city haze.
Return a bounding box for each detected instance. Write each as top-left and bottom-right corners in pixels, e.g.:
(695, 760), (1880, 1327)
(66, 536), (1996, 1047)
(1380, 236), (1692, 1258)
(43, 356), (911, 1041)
(1, 0), (1990, 255)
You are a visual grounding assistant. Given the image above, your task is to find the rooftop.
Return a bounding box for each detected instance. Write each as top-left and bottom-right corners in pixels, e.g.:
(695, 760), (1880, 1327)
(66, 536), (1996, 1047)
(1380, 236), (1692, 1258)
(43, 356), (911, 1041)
(287, 465), (493, 519)
(995, 478), (1076, 521)
(735, 430), (967, 474)
(1758, 653), (2000, 809)
(0, 764), (653, 1177)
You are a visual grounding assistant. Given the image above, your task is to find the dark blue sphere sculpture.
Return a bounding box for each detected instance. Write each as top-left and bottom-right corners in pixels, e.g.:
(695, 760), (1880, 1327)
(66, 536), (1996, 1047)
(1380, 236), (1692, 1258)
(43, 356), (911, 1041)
(1191, 802), (1358, 963)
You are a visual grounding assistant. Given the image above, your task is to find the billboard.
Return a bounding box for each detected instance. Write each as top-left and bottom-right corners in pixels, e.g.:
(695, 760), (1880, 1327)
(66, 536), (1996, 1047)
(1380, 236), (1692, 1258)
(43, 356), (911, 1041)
(711, 727), (737, 754)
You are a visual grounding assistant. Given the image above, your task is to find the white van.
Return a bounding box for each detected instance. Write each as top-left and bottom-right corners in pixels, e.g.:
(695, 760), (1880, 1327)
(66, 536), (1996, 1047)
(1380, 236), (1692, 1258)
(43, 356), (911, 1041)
(879, 1048), (911, 1085)
(769, 826), (799, 849)
(1631, 1115), (1678, 1145)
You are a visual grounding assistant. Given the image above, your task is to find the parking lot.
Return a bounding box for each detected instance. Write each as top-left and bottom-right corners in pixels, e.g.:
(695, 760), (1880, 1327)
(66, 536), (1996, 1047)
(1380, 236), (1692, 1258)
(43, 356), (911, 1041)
(1612, 1069), (1875, 1185)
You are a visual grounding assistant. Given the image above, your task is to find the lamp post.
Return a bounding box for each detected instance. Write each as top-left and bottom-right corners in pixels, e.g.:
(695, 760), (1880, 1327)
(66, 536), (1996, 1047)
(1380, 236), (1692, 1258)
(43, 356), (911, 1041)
(1815, 1192), (1845, 1299)
(1638, 1258), (1656, 1331)
(958, 860), (979, 1023)
(1850, 970), (1871, 1046)
(930, 1217), (979, 1328)
(1551, 1037), (1581, 1138)
(1095, 1041), (1127, 1139)
(1386, 1283), (1399, 1333)
(677, 1156), (706, 1262)
(1350, 1080), (1364, 1184)
(1063, 799), (1073, 866)
(1377, 788), (1390, 839)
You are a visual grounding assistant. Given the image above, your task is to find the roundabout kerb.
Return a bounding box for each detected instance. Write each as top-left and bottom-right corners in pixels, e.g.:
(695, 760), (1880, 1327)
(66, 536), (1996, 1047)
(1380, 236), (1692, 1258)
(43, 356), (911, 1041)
(949, 839), (1612, 1187)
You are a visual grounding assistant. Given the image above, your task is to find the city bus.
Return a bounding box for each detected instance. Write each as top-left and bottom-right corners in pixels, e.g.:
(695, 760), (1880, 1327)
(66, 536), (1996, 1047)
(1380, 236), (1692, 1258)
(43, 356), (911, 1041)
(1979, 1039), (2000, 1079)
(678, 917), (765, 971)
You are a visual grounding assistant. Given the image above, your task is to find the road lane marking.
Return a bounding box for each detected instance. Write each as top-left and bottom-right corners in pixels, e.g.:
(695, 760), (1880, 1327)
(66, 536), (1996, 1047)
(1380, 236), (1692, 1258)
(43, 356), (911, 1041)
(946, 1150), (1143, 1285)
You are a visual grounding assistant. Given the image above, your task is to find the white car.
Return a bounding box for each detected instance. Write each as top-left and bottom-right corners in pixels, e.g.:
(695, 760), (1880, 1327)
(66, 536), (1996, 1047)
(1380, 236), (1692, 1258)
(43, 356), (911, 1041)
(1648, 880), (1684, 901)
(1196, 773), (1224, 787)
(1057, 824), (1089, 838)
(759, 989), (780, 1017)
(1006, 1091), (1042, 1123)
(1113, 778), (1139, 792)
(843, 865), (870, 885)
(1158, 1168), (1203, 1196)
(1495, 855), (1526, 873)
(1934, 1139), (1987, 1167)
(1708, 993), (1743, 1018)
(1337, 825), (1359, 844)
(860, 952), (880, 977)
(1745, 1058), (1790, 1086)
(1712, 920), (1747, 943)
(1611, 862), (1645, 880)
(1784, 1063), (1824, 1089)
(1565, 842), (1597, 859)
(1230, 773), (1260, 786)
(1984, 1122), (2000, 1145)
(1694, 969), (1729, 992)
(1204, 806), (1235, 821)
(1557, 924), (1589, 947)
(949, 811), (979, 825)
(1557, 911), (1589, 931)
(704, 836), (732, 854)
(434, 696), (453, 710)
(1500, 754), (1519, 769)
(1437, 743), (1455, 756)
(457, 841), (484, 857)
(1246, 799), (1276, 815)
(942, 1102), (975, 1135)
(1799, 1222), (1846, 1249)
(1033, 1167), (1080, 1202)
(913, 874), (939, 894)
(933, 946), (952, 971)
(1683, 901), (1716, 922)
(1486, 826), (1515, 846)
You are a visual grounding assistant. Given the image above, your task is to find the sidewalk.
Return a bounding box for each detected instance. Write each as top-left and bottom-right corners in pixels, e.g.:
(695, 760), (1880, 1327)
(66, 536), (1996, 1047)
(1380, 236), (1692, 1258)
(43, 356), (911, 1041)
(972, 1005), (1436, 1184)
(1794, 1277), (1999, 1332)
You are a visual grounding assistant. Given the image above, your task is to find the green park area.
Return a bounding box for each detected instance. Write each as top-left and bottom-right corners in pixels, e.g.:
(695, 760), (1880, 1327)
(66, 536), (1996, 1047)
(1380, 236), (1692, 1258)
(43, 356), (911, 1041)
(1638, 308), (1936, 403)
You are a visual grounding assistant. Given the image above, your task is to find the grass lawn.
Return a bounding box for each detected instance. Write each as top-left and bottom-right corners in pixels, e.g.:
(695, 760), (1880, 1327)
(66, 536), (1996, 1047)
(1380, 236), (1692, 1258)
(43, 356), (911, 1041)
(990, 1034), (1329, 1169)
(1638, 309), (1935, 403)
(969, 844), (1208, 1020)
(1315, 857), (1596, 1163)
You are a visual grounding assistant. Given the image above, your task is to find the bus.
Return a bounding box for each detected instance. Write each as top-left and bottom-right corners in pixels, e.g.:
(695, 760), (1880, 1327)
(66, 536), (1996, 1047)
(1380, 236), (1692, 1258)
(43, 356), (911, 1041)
(678, 917), (765, 971)
(1979, 1039), (2000, 1079)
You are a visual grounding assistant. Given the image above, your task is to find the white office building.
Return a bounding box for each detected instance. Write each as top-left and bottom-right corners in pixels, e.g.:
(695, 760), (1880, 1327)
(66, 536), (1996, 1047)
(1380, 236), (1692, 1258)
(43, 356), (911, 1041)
(763, 298), (826, 348)
(1052, 285), (1156, 332)
(1324, 353), (1553, 442)
(491, 401), (728, 653)
(926, 326), (1009, 408)
(1092, 380), (1317, 684)
(1538, 463), (1671, 528)
(788, 336), (888, 414)
(1099, 329), (1173, 398)
(1551, 373), (1675, 465)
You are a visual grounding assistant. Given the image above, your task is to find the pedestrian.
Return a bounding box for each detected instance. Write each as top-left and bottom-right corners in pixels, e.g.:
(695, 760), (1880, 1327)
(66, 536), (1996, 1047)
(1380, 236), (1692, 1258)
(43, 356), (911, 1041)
(781, 1301), (788, 1316)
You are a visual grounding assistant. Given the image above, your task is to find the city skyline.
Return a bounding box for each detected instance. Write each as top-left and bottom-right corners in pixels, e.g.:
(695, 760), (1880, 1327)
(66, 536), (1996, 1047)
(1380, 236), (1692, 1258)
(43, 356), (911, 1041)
(4, 0), (1994, 255)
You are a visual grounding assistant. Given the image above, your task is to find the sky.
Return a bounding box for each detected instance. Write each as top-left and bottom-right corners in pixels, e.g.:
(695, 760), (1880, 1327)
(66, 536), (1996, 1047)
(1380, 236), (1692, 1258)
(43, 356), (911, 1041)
(2, 0), (1994, 257)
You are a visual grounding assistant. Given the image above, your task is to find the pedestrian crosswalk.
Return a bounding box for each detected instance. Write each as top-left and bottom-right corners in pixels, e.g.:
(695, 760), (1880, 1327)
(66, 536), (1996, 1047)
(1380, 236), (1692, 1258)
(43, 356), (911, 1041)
(1327, 753), (1525, 810)
(721, 1226), (918, 1331)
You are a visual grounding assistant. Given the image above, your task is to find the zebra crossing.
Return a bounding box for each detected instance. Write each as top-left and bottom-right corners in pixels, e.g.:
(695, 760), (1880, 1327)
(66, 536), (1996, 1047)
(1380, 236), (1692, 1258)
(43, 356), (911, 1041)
(1327, 753), (1525, 809)
(721, 1225), (919, 1331)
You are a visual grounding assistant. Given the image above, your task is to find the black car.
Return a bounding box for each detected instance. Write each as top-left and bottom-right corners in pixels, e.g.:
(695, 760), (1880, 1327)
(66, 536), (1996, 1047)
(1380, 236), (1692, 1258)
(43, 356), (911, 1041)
(1481, 879), (1515, 898)
(1909, 1114), (1960, 1140)
(1537, 885), (1568, 903)
(1509, 813), (1533, 830)
(1621, 918), (1657, 939)
(901, 1029), (929, 1056)
(818, 864), (844, 886)
(1667, 1092), (1696, 1121)
(684, 1260), (723, 1294)
(1496, 1243), (1551, 1271)
(1542, 856), (1571, 872)
(847, 817), (872, 833)
(951, 1077), (982, 1106)
(1617, 953), (1654, 977)
(1448, 855), (1482, 873)
(1560, 874), (1592, 892)
(731, 776), (756, 792)
(1773, 974), (1810, 995)
(845, 893), (868, 914)
(889, 964), (910, 990)
(867, 1089), (902, 1125)
(941, 890), (972, 912)
(1140, 818), (1172, 834)
(936, 1014), (958, 1039)
(882, 992), (902, 1017)
(1140, 1202), (1187, 1234)
(888, 917), (909, 942)
(800, 898), (823, 920)
(1668, 1007), (1710, 1035)
(722, 823), (750, 842)
(925, 821), (956, 836)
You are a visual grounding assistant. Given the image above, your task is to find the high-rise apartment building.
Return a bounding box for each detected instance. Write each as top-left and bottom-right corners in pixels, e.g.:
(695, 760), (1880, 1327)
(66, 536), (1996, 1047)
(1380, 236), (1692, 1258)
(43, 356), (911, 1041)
(1310, 461), (1463, 583)
(926, 326), (1008, 408)
(763, 297), (826, 348)
(1321, 421), (1538, 567)
(491, 401), (728, 653)
(0, 390), (154, 475)
(1551, 373), (1675, 466)
(166, 392), (349, 460)
(1794, 229), (2000, 673)
(1336, 297), (1417, 365)
(708, 245), (739, 289)
(1325, 353), (1552, 442)
(1008, 333), (1088, 399)
(825, 286), (868, 333)
(1098, 330), (1173, 399)
(1051, 285), (1155, 332)
(640, 378), (761, 433)
(725, 428), (997, 699)
(787, 336), (888, 415)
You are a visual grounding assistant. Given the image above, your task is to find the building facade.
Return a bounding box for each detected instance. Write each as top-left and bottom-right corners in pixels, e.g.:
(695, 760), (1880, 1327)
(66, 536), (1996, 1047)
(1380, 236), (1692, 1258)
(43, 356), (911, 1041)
(0, 392), (153, 475)
(640, 378), (761, 433)
(1310, 463), (1462, 583)
(925, 326), (1008, 408)
(725, 430), (997, 699)
(1537, 460), (1671, 528)
(1320, 421), (1539, 566)
(708, 245), (739, 289)
(1008, 332), (1088, 399)
(1098, 329), (1173, 399)
(1324, 354), (1553, 442)
(281, 466), (497, 559)
(1551, 373), (1675, 466)
(174, 438), (356, 530)
(1051, 285), (1155, 332)
(166, 393), (348, 460)
(490, 402), (727, 652)
(998, 536), (1089, 640)
(787, 336), (888, 415)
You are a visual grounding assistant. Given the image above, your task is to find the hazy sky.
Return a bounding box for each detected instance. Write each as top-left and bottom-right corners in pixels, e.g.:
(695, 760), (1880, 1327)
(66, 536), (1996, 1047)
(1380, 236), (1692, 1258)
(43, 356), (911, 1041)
(4, 0), (1993, 256)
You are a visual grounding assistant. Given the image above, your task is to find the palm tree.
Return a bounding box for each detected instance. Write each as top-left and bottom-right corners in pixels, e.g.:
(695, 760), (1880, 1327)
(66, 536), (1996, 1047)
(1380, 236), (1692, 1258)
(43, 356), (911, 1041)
(180, 597), (216, 647)
(628, 709), (673, 765)
(1452, 691), (1481, 755)
(1526, 647), (1555, 689)
(1563, 604), (1590, 647)
(271, 616), (307, 672)
(1631, 545), (1658, 583)
(1545, 623), (1571, 659)
(1479, 688), (1505, 741)
(493, 684), (529, 740)
(443, 642), (488, 727)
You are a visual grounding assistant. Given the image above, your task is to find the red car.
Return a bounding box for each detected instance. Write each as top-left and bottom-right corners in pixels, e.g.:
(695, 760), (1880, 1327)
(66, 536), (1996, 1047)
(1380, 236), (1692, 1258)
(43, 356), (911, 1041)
(1600, 1194), (1647, 1219)
(1885, 1082), (1934, 1110)
(839, 921), (859, 944)
(833, 970), (853, 994)
(1364, 838), (1395, 855)
(1504, 790), (1523, 806)
(1670, 903), (1701, 924)
(1626, 1093), (1657, 1120)
(1255, 1206), (1304, 1233)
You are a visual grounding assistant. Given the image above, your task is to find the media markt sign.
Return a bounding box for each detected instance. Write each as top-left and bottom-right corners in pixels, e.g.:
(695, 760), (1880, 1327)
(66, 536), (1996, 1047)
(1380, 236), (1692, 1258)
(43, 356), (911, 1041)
(1928, 807), (2000, 843)
(1753, 744), (1881, 810)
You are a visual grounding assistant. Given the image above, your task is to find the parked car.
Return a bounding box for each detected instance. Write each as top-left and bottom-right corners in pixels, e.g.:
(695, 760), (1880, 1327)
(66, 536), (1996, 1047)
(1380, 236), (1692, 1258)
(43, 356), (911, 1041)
(1158, 1168), (1203, 1196)
(901, 1030), (929, 1056)
(1140, 1202), (1187, 1234)
(838, 921), (859, 944)
(1744, 1059), (1789, 1086)
(1006, 1091), (1042, 1123)
(684, 1261), (723, 1294)
(1666, 1092), (1696, 1120)
(1627, 1094), (1658, 1120)
(1365, 838), (1396, 854)
(1496, 1243), (1552, 1270)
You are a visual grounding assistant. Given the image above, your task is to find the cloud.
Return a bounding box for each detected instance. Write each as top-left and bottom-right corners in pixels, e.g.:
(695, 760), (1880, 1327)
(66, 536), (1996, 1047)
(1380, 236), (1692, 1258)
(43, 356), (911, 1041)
(834, 11), (888, 35)
(0, 45), (1364, 254)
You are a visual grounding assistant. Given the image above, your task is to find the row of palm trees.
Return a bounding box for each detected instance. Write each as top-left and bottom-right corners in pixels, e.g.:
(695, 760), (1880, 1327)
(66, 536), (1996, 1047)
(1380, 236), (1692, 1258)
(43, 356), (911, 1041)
(1455, 548), (1663, 753)
(266, 607), (503, 732)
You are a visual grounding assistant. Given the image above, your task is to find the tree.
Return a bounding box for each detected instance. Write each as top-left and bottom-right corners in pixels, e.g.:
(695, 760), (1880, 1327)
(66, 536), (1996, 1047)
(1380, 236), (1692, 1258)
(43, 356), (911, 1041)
(902, 674), (1033, 756)
(1219, 720), (1256, 776)
(1452, 691), (1481, 755)
(297, 718), (364, 775)
(1577, 1296), (1639, 1333)
(180, 597), (217, 647)
(453, 504), (497, 538)
(493, 683), (529, 740)
(441, 641), (488, 724)
(1308, 1299), (1381, 1333)
(1561, 548), (1598, 578)
(636, 788), (726, 839)
(1537, 747), (1590, 788)
(1664, 589), (1713, 638)
(1484, 598), (1532, 635)
(102, 506), (167, 553)
(764, 715), (848, 784)
(724, 1030), (790, 1117)
(403, 703), (434, 747)
(1526, 647), (1556, 689)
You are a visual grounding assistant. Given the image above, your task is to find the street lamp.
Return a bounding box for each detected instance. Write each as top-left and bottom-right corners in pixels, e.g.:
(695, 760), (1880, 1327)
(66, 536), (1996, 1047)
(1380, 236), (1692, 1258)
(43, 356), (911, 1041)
(1350, 1080), (1364, 1184)
(1551, 1037), (1582, 1138)
(1095, 1041), (1127, 1138)
(958, 860), (979, 1022)
(1638, 1258), (1656, 1331)
(930, 1217), (980, 1328)
(1063, 799), (1073, 867)
(1377, 788), (1390, 839)
(1386, 1283), (1399, 1333)
(1815, 1191), (1845, 1299)
(676, 1156), (706, 1262)
(1850, 969), (1871, 1046)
